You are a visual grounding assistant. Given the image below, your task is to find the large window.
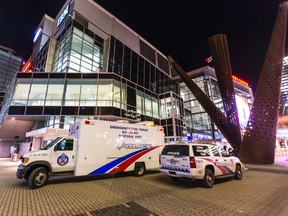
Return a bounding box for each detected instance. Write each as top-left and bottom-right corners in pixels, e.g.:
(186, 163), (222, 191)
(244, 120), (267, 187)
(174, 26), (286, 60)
(97, 80), (113, 107)
(45, 80), (65, 106)
(108, 37), (178, 95)
(144, 93), (152, 117)
(80, 80), (97, 106)
(11, 80), (30, 106)
(152, 97), (159, 118)
(112, 81), (123, 108)
(53, 25), (103, 73)
(136, 90), (159, 118)
(10, 76), (129, 110)
(64, 80), (81, 106)
(27, 79), (48, 106)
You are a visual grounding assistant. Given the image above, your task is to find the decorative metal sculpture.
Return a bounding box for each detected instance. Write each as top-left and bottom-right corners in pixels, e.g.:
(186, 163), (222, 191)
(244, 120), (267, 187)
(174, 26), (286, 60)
(208, 34), (242, 150)
(168, 56), (239, 148)
(240, 1), (288, 164)
(169, 1), (287, 164)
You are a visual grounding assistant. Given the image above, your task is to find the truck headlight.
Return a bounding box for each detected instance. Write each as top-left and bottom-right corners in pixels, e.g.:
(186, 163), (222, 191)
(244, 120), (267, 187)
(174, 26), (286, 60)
(22, 157), (29, 164)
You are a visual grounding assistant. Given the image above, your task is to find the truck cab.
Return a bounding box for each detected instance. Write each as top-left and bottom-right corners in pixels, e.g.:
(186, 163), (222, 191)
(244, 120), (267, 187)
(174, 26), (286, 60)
(16, 137), (76, 189)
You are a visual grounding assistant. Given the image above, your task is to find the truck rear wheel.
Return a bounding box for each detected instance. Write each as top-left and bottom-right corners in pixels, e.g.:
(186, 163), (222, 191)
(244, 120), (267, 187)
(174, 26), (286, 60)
(133, 162), (146, 177)
(201, 168), (214, 188)
(28, 167), (48, 189)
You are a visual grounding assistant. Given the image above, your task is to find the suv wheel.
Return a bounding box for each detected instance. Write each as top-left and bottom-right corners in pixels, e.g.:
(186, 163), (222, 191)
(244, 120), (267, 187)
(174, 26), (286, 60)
(235, 164), (243, 180)
(201, 168), (214, 188)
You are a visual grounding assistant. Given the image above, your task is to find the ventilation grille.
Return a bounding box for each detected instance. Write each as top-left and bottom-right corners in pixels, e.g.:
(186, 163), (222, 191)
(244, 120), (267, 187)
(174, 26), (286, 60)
(157, 53), (169, 74)
(74, 13), (88, 28)
(140, 40), (156, 64)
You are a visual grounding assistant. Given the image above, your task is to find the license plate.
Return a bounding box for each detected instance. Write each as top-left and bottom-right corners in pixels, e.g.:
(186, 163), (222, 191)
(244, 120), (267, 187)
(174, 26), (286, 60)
(170, 160), (178, 165)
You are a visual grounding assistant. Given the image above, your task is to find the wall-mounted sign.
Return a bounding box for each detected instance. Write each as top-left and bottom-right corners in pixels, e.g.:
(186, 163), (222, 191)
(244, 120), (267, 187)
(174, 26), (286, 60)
(57, 4), (70, 27)
(232, 75), (249, 87)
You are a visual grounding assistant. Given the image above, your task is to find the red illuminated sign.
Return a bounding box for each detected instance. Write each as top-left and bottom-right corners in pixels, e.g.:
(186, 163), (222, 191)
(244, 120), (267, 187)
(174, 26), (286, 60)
(232, 75), (249, 86)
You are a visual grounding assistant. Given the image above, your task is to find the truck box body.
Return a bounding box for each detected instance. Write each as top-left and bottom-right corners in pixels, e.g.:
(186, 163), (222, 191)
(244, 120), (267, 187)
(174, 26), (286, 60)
(16, 119), (165, 189)
(70, 120), (164, 176)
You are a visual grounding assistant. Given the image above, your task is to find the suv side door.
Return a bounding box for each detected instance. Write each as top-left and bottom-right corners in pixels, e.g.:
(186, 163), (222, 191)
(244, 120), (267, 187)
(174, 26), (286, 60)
(209, 145), (234, 176)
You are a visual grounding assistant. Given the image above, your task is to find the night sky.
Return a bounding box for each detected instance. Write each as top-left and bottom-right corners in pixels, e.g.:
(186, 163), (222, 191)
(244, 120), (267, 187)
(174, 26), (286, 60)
(0, 0), (286, 90)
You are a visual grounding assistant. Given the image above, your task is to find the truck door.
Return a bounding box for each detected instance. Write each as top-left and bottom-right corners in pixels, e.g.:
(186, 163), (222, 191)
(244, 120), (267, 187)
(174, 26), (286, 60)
(51, 138), (76, 172)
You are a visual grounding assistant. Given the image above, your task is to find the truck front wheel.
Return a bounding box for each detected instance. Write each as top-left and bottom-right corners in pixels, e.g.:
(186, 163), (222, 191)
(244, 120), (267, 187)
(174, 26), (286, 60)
(133, 162), (146, 177)
(28, 167), (48, 189)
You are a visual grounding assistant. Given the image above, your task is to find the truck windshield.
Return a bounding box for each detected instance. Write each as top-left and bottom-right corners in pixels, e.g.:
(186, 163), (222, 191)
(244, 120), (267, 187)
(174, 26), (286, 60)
(41, 137), (63, 150)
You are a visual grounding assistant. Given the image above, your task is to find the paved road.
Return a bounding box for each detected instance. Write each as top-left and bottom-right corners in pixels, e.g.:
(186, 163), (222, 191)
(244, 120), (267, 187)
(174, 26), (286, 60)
(1, 158), (288, 216)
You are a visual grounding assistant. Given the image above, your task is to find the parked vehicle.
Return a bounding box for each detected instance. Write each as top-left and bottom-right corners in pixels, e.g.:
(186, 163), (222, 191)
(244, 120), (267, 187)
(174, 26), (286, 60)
(16, 119), (165, 189)
(159, 143), (243, 188)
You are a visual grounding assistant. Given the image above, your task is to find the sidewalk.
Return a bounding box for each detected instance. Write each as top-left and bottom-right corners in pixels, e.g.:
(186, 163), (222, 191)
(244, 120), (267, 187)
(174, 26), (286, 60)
(1, 155), (288, 216)
(244, 155), (288, 174)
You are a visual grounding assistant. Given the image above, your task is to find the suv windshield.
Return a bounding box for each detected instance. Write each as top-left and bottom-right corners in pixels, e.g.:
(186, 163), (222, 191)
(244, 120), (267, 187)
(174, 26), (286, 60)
(161, 145), (189, 156)
(40, 137), (63, 150)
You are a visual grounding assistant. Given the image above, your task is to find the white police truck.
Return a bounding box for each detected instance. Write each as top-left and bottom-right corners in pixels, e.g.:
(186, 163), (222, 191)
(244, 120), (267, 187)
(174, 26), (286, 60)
(16, 119), (165, 189)
(159, 143), (243, 188)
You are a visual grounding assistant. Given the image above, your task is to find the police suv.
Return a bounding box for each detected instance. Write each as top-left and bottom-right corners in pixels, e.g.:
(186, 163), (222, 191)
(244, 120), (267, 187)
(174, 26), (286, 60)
(159, 143), (243, 188)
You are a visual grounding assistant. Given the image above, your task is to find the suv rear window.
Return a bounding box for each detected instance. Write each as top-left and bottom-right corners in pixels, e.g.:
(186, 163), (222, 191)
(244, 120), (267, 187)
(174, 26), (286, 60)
(161, 145), (189, 156)
(192, 145), (210, 156)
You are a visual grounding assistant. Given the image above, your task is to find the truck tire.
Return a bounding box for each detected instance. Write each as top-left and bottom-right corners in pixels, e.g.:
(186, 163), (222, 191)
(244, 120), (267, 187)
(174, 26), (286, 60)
(201, 168), (214, 188)
(28, 167), (48, 189)
(234, 164), (243, 180)
(133, 162), (146, 177)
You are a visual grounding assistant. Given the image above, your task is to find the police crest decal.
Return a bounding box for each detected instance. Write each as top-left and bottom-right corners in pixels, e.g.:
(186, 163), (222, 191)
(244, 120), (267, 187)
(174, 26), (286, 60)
(57, 153), (69, 166)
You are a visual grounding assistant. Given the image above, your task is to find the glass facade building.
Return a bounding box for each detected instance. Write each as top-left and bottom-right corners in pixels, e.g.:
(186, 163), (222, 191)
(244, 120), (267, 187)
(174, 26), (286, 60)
(0, 0), (184, 141)
(0, 45), (23, 92)
(175, 66), (253, 141)
(0, 45), (23, 112)
(0, 0), (254, 148)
